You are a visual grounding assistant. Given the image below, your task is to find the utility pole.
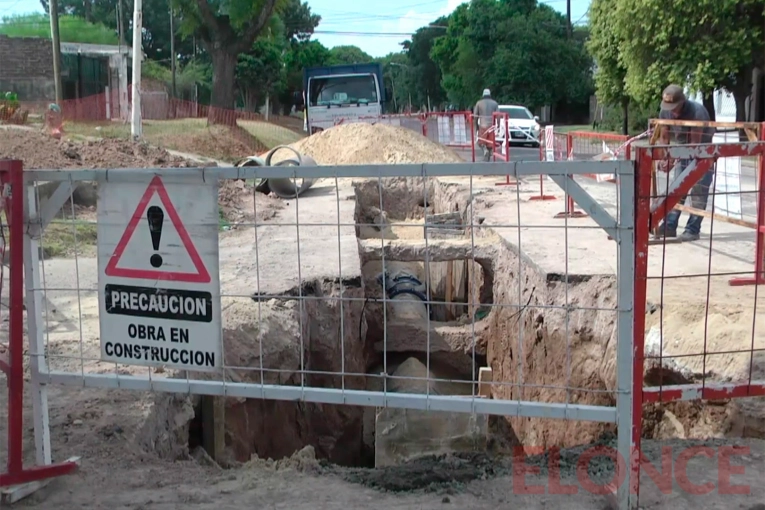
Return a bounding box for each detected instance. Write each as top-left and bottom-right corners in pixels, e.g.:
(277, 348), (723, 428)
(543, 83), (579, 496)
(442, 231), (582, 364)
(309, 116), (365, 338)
(169, 5), (177, 98)
(566, 0), (572, 38)
(131, 0), (143, 138)
(117, 0), (129, 122)
(48, 0), (63, 103)
(117, 0), (125, 46)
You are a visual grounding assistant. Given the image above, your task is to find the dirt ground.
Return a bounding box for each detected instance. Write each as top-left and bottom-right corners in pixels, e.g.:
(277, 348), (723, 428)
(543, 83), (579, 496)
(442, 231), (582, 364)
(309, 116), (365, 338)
(1, 384), (763, 509)
(2, 125), (765, 508)
(0, 128), (285, 227)
(0, 127), (196, 169)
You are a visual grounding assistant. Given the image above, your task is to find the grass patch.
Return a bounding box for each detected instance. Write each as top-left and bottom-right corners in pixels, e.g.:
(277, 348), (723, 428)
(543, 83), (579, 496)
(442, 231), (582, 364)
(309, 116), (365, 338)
(239, 120), (305, 149)
(42, 220), (98, 259)
(66, 118), (208, 141)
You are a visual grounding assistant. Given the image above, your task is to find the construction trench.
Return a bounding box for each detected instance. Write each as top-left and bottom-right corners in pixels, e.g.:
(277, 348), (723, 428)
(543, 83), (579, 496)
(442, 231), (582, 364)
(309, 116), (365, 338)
(140, 171), (763, 474)
(140, 177), (763, 480)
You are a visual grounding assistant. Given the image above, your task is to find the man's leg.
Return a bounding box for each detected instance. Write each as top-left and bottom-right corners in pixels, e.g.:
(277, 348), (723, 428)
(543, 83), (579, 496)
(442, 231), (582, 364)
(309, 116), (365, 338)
(655, 160), (688, 238)
(680, 163), (715, 241)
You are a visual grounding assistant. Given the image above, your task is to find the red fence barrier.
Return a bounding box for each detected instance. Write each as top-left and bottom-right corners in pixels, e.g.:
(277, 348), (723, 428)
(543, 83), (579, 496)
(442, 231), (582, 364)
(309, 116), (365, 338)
(0, 160), (80, 501)
(631, 139), (765, 503)
(19, 92), (303, 131)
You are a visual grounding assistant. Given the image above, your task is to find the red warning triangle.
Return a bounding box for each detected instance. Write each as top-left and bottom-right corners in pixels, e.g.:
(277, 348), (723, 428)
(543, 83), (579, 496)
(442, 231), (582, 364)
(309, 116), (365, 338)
(104, 176), (211, 283)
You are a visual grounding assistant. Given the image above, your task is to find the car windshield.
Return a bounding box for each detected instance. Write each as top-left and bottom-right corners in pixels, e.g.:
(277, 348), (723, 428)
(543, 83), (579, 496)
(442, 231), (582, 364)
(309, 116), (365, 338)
(500, 107), (533, 120)
(309, 75), (378, 106)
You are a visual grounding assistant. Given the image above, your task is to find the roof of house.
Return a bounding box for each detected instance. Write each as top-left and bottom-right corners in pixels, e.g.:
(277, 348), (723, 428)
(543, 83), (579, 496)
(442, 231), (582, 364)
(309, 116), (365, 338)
(60, 41), (138, 59)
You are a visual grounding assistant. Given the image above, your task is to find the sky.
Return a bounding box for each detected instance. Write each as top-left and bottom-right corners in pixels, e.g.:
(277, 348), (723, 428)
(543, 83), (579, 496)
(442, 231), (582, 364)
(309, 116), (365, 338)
(0, 0), (591, 57)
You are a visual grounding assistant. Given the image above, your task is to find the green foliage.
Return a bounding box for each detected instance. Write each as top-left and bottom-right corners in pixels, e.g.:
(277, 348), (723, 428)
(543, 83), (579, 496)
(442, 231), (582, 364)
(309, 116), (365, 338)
(599, 102), (655, 135)
(587, 0), (628, 108)
(403, 19), (448, 109)
(376, 52), (411, 112)
(1, 92), (20, 109)
(38, 0), (195, 61)
(237, 37), (286, 109)
(0, 13), (118, 44)
(281, 0), (320, 42)
(172, 0), (285, 48)
(614, 0), (764, 104)
(327, 45), (373, 66)
(143, 58), (212, 91)
(430, 0), (592, 110)
(278, 39), (330, 110)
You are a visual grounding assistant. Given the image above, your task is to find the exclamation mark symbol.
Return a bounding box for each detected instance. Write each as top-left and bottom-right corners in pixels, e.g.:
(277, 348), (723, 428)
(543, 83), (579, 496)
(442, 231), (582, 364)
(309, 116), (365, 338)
(147, 206), (164, 268)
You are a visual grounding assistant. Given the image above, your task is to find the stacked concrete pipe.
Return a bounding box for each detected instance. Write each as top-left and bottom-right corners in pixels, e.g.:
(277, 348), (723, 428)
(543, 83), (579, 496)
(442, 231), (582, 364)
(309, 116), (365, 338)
(235, 145), (317, 199)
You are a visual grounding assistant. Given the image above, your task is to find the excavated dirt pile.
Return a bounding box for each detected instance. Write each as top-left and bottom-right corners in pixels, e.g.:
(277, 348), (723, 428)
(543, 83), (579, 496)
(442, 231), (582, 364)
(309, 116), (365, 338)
(0, 128), (196, 169)
(0, 128), (284, 223)
(273, 122), (463, 165)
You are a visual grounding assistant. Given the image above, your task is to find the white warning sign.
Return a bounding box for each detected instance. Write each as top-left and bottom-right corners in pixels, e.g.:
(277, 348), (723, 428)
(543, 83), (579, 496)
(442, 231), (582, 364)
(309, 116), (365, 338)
(97, 175), (221, 372)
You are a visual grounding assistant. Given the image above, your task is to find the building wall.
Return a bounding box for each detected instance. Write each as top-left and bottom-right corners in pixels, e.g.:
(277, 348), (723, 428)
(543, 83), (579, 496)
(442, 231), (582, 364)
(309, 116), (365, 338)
(0, 35), (56, 100)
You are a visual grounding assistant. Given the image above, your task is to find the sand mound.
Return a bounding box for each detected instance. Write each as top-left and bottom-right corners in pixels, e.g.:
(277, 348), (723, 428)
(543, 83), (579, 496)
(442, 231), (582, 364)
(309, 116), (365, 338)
(0, 128), (197, 169)
(274, 123), (463, 165)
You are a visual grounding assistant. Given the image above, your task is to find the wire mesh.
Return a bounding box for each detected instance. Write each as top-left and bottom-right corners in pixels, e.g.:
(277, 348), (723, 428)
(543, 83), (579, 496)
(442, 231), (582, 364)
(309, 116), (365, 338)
(2, 159), (639, 507)
(633, 131), (765, 403)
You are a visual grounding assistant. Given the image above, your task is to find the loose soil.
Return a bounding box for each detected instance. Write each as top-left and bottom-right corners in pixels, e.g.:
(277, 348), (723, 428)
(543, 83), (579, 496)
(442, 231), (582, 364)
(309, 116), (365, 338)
(0, 129), (285, 227)
(62, 120), (275, 163)
(272, 123), (463, 165)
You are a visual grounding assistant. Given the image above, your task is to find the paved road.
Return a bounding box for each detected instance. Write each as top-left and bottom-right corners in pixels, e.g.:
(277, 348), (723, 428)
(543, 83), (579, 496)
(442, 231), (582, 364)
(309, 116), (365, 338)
(455, 146), (541, 162)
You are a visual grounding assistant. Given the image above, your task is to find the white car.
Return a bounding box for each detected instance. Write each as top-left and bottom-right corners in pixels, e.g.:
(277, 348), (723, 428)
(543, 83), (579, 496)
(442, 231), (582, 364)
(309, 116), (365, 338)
(496, 105), (541, 147)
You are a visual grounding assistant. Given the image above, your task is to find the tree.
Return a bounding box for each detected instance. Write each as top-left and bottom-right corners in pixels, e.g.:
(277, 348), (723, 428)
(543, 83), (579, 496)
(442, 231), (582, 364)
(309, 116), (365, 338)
(431, 0), (592, 112)
(376, 52), (410, 112)
(173, 0), (284, 123)
(278, 39), (330, 114)
(326, 45), (373, 65)
(614, 0), (765, 121)
(587, 0), (631, 134)
(403, 19), (448, 109)
(39, 0), (195, 62)
(281, 0), (320, 42)
(430, 3), (472, 108)
(237, 37), (285, 112)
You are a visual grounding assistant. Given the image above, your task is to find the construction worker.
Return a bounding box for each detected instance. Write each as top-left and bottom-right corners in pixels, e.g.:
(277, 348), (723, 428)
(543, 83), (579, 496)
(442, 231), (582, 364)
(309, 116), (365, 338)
(654, 84), (715, 242)
(473, 89), (498, 162)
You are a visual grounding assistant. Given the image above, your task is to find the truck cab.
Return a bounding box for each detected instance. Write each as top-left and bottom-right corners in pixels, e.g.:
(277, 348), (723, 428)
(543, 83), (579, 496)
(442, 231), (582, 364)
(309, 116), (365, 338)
(297, 63), (387, 134)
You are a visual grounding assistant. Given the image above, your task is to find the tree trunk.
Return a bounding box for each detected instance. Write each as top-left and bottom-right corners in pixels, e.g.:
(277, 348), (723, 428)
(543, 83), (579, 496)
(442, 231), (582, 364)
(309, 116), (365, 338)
(702, 92), (716, 121)
(209, 49), (238, 125)
(731, 67), (753, 140)
(621, 97), (629, 136)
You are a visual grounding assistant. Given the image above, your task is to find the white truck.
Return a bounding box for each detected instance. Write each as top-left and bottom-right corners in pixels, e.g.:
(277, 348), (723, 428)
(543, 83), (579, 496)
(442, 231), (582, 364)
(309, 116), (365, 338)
(295, 63), (388, 134)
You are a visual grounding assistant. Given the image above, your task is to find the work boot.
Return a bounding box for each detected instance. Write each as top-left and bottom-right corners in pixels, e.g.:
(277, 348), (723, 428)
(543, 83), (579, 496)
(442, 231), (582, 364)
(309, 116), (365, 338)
(678, 231), (700, 242)
(653, 224), (677, 239)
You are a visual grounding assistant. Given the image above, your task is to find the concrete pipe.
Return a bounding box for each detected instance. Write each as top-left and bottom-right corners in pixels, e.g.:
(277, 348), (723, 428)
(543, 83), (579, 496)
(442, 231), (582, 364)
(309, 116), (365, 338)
(377, 266), (430, 321)
(264, 145), (317, 199)
(234, 146), (317, 199)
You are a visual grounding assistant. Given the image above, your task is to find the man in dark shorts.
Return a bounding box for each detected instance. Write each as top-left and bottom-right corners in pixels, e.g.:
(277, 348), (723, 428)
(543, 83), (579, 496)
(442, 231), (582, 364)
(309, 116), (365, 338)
(655, 84), (715, 242)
